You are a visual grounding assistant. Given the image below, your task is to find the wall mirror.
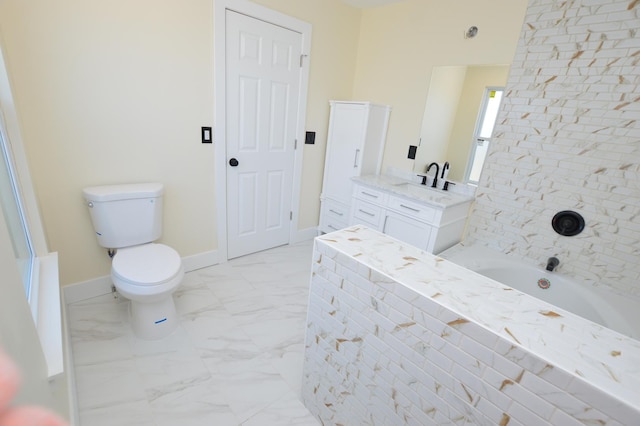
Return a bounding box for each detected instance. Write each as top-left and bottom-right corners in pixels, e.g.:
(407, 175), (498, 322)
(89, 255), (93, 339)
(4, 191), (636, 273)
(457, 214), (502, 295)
(413, 64), (511, 185)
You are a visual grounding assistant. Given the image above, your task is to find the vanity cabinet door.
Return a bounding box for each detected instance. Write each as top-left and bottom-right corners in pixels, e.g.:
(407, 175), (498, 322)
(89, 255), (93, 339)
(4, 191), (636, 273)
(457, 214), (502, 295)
(322, 104), (368, 205)
(321, 102), (391, 204)
(383, 211), (433, 252)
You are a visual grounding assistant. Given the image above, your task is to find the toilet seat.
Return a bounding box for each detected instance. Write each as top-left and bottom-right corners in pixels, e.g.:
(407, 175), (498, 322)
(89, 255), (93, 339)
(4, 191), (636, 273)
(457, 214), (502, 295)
(112, 243), (182, 286)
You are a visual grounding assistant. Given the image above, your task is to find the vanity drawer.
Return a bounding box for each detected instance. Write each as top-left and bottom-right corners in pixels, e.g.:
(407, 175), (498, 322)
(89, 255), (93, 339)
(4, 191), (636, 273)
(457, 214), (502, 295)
(387, 195), (437, 223)
(320, 198), (349, 234)
(323, 219), (346, 234)
(322, 199), (350, 222)
(353, 185), (388, 204)
(352, 199), (384, 229)
(383, 210), (433, 252)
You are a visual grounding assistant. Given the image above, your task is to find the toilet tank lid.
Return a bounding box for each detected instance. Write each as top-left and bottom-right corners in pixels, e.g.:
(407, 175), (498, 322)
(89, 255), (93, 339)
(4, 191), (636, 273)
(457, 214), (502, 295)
(82, 183), (164, 202)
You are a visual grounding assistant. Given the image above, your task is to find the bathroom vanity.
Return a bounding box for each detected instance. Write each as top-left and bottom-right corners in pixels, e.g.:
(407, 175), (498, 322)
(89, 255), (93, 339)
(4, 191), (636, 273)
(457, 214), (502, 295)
(348, 174), (474, 254)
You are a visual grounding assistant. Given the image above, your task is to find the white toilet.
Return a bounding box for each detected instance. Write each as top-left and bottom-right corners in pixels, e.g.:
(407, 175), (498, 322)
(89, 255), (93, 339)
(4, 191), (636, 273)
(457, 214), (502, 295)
(82, 183), (184, 340)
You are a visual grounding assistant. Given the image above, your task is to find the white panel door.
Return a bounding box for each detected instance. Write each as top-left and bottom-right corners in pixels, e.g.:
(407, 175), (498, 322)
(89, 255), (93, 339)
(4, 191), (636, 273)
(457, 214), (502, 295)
(226, 11), (301, 259)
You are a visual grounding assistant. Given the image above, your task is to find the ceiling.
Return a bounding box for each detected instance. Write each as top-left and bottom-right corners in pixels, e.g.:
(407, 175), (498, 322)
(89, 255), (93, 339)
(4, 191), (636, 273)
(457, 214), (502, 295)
(341, 0), (408, 8)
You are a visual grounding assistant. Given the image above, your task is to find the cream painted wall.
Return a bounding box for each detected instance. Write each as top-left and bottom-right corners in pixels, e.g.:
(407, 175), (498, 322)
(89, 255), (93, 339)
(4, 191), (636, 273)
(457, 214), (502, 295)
(0, 0), (527, 287)
(0, 0), (216, 286)
(0, 0), (362, 285)
(352, 0), (529, 174)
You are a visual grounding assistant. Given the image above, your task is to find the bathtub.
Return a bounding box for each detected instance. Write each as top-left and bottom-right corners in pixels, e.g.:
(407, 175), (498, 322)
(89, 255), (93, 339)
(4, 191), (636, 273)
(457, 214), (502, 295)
(441, 243), (640, 340)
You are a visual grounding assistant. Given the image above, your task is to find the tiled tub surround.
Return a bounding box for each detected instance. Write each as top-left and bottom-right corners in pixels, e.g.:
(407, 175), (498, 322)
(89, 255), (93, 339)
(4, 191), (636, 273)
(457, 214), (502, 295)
(467, 0), (640, 297)
(302, 227), (640, 425)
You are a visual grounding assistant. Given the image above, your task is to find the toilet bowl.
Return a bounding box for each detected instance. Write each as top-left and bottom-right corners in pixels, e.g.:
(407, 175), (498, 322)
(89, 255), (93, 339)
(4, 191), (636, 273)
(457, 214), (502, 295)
(83, 182), (184, 340)
(112, 243), (184, 340)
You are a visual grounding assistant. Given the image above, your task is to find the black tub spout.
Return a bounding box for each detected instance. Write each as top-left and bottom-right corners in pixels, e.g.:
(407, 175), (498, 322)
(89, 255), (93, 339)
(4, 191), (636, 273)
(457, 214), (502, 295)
(546, 257), (560, 271)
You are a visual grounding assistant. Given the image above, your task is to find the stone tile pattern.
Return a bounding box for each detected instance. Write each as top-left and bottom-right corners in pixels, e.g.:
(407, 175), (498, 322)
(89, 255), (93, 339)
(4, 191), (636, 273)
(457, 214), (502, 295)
(302, 232), (639, 425)
(467, 0), (640, 296)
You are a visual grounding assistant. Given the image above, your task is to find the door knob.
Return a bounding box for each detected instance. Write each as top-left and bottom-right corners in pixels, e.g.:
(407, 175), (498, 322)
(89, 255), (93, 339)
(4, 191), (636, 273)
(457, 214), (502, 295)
(229, 158), (239, 167)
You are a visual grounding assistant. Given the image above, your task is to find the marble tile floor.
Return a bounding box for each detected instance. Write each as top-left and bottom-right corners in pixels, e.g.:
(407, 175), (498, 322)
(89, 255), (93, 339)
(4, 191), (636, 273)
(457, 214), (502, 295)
(67, 240), (320, 426)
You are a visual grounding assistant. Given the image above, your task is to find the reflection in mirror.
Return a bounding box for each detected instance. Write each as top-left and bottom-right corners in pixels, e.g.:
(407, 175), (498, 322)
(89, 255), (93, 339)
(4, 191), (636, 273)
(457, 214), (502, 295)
(466, 87), (504, 185)
(414, 65), (510, 185)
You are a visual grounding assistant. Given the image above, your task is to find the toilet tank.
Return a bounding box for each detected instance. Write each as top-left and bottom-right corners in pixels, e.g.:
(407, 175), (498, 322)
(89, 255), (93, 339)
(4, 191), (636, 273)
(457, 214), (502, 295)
(82, 183), (164, 249)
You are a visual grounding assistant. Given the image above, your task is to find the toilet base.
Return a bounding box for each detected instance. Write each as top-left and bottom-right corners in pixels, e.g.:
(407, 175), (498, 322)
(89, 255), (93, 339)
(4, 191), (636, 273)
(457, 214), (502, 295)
(129, 296), (178, 340)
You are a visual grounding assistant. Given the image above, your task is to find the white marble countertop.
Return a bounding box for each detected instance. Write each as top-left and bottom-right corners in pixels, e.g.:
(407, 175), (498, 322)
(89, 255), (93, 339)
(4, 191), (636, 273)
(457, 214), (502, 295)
(317, 226), (640, 414)
(352, 174), (474, 208)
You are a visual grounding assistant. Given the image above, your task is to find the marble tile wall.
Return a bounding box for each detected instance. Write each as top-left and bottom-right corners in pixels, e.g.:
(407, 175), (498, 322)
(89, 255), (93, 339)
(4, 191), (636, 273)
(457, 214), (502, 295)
(302, 229), (640, 425)
(467, 0), (640, 296)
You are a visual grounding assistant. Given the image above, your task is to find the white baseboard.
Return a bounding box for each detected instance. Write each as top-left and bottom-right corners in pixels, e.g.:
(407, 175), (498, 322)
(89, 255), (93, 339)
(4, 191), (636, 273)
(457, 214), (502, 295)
(63, 276), (113, 305)
(293, 226), (318, 244)
(182, 249), (219, 272)
(63, 250), (220, 305)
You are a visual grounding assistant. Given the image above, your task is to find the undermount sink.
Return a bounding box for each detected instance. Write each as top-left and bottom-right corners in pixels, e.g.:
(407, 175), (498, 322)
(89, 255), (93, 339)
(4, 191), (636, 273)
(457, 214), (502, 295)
(389, 181), (464, 203)
(392, 181), (440, 194)
(352, 174), (475, 210)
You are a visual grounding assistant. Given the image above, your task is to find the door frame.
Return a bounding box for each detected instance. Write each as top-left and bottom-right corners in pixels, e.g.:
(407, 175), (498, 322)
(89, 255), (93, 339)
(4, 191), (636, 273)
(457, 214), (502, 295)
(214, 0), (311, 261)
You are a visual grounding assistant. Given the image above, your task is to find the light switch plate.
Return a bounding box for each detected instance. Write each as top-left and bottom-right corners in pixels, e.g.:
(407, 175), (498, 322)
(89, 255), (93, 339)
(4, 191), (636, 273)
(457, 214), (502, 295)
(408, 145), (417, 159)
(305, 131), (316, 144)
(201, 127), (212, 143)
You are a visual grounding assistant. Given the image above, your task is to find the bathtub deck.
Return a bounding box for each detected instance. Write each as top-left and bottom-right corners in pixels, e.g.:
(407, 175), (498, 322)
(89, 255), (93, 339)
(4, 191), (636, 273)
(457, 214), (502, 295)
(302, 226), (640, 425)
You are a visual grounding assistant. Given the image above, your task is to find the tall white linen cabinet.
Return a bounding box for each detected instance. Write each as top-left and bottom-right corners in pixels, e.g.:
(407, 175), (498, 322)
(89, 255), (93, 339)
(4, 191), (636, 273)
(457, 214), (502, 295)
(319, 101), (391, 234)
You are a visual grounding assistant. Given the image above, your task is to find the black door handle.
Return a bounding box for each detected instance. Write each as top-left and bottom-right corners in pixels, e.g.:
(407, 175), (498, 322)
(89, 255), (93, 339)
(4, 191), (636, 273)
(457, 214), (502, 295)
(229, 158), (239, 167)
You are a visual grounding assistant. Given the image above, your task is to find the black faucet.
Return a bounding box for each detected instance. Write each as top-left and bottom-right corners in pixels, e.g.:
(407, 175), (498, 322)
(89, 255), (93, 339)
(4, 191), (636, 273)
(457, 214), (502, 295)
(546, 257), (559, 271)
(426, 162), (439, 188)
(441, 162), (450, 179)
